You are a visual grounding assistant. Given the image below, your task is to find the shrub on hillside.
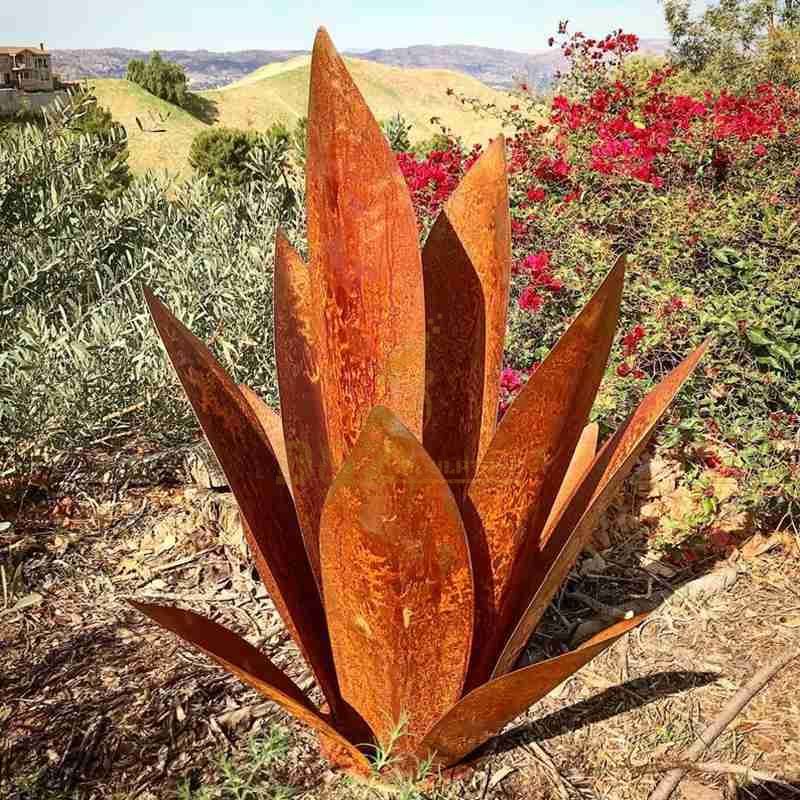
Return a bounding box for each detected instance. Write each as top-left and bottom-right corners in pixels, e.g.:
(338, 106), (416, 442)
(188, 125), (304, 220)
(189, 126), (262, 187)
(126, 52), (190, 108)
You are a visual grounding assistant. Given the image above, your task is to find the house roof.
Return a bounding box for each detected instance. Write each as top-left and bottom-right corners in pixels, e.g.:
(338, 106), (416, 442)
(0, 47), (49, 56)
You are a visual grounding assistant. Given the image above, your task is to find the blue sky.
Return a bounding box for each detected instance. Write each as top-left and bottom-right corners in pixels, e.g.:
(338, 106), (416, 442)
(3, 1), (672, 51)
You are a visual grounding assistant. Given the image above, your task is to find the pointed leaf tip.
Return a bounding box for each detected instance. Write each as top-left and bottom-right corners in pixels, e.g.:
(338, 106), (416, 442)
(422, 131), (512, 494)
(307, 25), (425, 468)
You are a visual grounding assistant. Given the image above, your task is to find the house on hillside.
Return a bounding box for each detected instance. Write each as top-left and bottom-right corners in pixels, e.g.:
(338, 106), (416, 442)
(0, 44), (54, 92)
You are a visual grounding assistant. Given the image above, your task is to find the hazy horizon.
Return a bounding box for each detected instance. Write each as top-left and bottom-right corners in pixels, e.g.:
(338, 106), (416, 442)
(3, 1), (672, 52)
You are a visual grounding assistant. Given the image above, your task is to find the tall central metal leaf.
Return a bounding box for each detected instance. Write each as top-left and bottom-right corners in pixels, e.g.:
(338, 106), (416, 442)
(307, 29), (426, 470)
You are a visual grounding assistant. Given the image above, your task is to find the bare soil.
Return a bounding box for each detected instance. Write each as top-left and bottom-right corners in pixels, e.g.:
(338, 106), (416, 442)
(1, 446), (798, 800)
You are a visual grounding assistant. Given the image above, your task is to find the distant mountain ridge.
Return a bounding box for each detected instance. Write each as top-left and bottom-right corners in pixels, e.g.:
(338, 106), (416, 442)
(50, 40), (671, 91)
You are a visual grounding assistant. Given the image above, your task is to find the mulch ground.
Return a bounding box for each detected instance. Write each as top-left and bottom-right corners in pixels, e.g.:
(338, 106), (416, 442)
(1, 446), (798, 800)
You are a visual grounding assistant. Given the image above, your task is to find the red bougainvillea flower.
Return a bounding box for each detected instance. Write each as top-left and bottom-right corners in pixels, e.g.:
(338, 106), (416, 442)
(527, 186), (546, 202)
(622, 324), (646, 356)
(519, 286), (545, 312)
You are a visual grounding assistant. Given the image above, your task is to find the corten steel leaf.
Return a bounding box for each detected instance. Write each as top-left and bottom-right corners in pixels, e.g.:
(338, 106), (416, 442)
(129, 601), (371, 776)
(130, 27), (710, 780)
(422, 137), (511, 500)
(420, 614), (648, 765)
(491, 341), (710, 679)
(239, 384), (291, 494)
(541, 422), (599, 544)
(307, 27), (426, 471)
(464, 257), (625, 687)
(142, 289), (349, 728)
(320, 406), (474, 753)
(273, 229), (332, 586)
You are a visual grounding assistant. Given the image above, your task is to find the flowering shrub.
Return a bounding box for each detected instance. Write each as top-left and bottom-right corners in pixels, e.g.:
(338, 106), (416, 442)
(397, 23), (800, 530)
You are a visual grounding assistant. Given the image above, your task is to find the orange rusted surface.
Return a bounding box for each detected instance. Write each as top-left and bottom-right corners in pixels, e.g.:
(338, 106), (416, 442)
(422, 138), (511, 500)
(420, 615), (648, 765)
(465, 258), (625, 687)
(541, 422), (598, 544)
(491, 342), (709, 678)
(130, 601), (371, 775)
(320, 407), (474, 753)
(239, 385), (292, 494)
(143, 288), (345, 722)
(273, 230), (333, 588)
(306, 29), (426, 471)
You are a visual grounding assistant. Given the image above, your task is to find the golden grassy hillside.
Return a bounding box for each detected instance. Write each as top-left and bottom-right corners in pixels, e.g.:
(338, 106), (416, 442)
(91, 56), (513, 179)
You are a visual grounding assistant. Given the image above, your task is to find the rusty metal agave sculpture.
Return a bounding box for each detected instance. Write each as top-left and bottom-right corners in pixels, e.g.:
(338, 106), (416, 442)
(132, 28), (708, 778)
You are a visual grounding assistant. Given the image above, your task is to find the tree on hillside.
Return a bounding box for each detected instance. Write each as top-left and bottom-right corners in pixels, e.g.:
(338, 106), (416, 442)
(126, 52), (189, 108)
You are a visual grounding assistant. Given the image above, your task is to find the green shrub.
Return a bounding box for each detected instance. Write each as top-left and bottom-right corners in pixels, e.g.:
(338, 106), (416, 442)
(126, 52), (189, 108)
(189, 127), (263, 187)
(0, 102), (305, 484)
(398, 28), (800, 530)
(381, 112), (413, 152)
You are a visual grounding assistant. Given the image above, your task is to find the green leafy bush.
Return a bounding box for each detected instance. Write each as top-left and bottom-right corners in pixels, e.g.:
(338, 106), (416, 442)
(397, 26), (800, 530)
(189, 127), (263, 187)
(0, 101), (305, 484)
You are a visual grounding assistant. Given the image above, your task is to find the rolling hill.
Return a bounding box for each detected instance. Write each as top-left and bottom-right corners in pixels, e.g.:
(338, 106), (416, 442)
(51, 40), (671, 91)
(91, 55), (515, 179)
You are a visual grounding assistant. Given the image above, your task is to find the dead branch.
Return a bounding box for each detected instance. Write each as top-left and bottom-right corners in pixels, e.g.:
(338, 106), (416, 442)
(648, 648), (800, 800)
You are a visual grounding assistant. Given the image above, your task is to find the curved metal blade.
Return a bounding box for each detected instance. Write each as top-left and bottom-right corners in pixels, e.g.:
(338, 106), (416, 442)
(307, 28), (426, 470)
(465, 258), (626, 686)
(320, 407), (474, 754)
(143, 287), (344, 721)
(541, 422), (598, 545)
(129, 601), (371, 775)
(422, 137), (511, 501)
(273, 231), (334, 590)
(420, 614), (647, 767)
(492, 341), (709, 678)
(239, 385), (292, 496)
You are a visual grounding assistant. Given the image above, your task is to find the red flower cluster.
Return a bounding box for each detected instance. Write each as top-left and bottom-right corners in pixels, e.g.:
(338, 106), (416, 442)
(507, 34), (798, 200)
(712, 84), (787, 142)
(519, 286), (544, 313)
(661, 297), (686, 317)
(515, 251), (563, 313)
(396, 144), (482, 220)
(534, 155), (572, 183)
(616, 324), (647, 379)
(498, 364), (538, 417)
(622, 323), (646, 356)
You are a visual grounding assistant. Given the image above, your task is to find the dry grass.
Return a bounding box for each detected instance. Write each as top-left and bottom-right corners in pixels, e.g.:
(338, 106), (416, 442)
(1, 444), (798, 800)
(90, 56), (514, 180)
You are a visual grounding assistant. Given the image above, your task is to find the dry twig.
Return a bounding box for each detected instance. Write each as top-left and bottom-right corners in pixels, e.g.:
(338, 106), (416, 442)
(648, 648), (800, 800)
